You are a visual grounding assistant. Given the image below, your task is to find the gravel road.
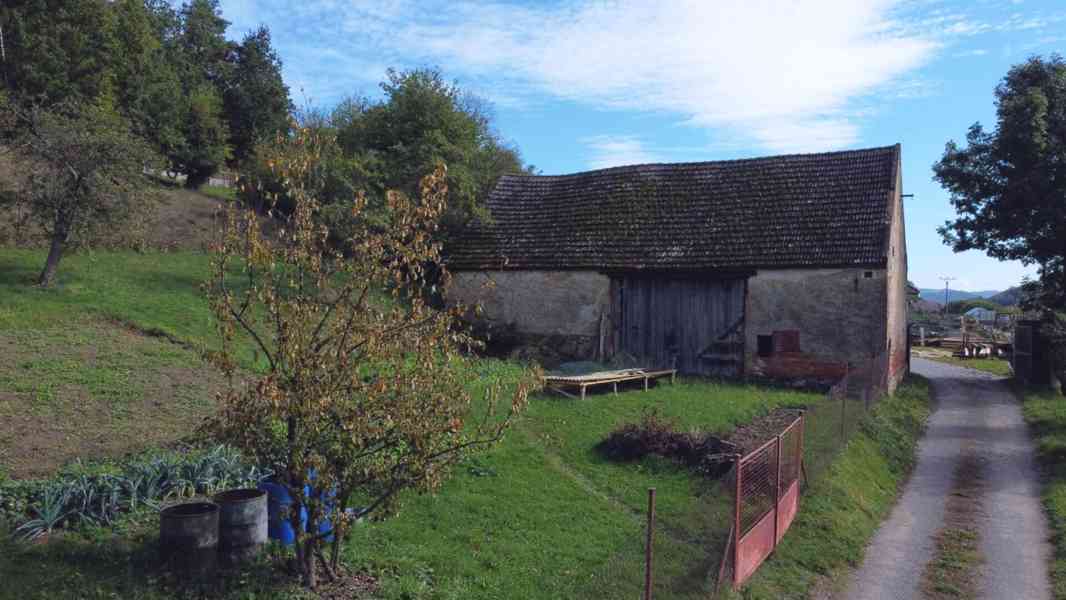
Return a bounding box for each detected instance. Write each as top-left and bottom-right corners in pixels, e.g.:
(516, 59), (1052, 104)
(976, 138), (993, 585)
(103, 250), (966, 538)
(840, 357), (1051, 600)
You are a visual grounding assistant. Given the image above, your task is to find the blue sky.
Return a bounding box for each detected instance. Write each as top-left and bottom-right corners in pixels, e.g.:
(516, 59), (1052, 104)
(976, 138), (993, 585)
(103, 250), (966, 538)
(214, 0), (1066, 291)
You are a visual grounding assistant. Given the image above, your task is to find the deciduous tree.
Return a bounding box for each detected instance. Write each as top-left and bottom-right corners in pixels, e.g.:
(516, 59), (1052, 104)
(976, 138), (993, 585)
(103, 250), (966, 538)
(934, 55), (1066, 308)
(222, 26), (291, 163)
(334, 68), (531, 236)
(0, 99), (157, 286)
(205, 125), (537, 587)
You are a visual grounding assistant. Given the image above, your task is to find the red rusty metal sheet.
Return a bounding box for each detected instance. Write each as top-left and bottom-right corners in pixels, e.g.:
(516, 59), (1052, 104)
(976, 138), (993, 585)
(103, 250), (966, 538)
(776, 480), (799, 544)
(735, 508), (775, 586)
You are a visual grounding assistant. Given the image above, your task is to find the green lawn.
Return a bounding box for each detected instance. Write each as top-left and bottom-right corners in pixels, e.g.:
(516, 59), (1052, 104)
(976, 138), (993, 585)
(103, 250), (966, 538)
(345, 367), (818, 599)
(0, 249), (234, 347)
(0, 361), (821, 599)
(1022, 387), (1066, 600)
(0, 247), (928, 599)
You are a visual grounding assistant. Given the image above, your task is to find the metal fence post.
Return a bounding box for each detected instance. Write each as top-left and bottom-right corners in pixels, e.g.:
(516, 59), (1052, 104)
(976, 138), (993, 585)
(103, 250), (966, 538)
(645, 487), (656, 600)
(734, 456), (742, 588)
(840, 389), (846, 443)
(773, 435), (781, 544)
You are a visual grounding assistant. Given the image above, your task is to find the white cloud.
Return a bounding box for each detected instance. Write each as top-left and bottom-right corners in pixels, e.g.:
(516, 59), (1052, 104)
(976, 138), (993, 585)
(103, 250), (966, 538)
(226, 0), (1066, 152)
(386, 0), (938, 152)
(580, 135), (663, 169)
(953, 48), (990, 57)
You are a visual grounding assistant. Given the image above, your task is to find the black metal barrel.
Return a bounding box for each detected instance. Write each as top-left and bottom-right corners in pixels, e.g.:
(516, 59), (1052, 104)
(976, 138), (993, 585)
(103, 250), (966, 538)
(159, 501), (219, 579)
(214, 488), (268, 566)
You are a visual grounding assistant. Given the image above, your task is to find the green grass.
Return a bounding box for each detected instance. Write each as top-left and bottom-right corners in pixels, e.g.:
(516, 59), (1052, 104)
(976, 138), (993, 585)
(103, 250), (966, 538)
(0, 247), (923, 598)
(726, 376), (932, 599)
(0, 363), (822, 599)
(343, 368), (820, 600)
(0, 249), (241, 476)
(1022, 387), (1066, 600)
(199, 184), (237, 202)
(0, 249), (260, 365)
(921, 353), (1013, 377)
(0, 249), (216, 340)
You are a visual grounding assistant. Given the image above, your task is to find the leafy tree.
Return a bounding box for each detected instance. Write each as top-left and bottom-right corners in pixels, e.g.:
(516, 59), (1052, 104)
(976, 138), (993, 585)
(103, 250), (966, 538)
(157, 0), (231, 186)
(222, 26), (291, 163)
(334, 68), (530, 236)
(107, 0), (185, 158)
(934, 55), (1066, 308)
(172, 83), (230, 188)
(206, 126), (537, 587)
(0, 99), (157, 286)
(176, 0), (230, 84)
(0, 0), (116, 105)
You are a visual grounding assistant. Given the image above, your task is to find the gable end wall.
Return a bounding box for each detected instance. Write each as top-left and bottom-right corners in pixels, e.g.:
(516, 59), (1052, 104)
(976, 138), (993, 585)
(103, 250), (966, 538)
(745, 268), (887, 382)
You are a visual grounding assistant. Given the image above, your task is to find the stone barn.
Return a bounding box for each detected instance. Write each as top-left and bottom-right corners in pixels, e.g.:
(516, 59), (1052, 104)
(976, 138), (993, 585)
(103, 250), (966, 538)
(446, 145), (909, 390)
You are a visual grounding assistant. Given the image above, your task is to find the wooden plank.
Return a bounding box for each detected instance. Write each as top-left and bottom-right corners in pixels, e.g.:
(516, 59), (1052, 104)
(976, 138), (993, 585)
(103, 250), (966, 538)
(548, 386), (580, 400)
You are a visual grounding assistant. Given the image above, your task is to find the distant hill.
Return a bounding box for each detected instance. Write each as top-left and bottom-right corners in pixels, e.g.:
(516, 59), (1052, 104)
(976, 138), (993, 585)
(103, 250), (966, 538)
(988, 286), (1023, 306)
(917, 288), (1002, 304)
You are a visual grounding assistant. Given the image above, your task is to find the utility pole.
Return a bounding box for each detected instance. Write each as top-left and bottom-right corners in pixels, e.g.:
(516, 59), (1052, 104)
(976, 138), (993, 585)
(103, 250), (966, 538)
(940, 276), (956, 316)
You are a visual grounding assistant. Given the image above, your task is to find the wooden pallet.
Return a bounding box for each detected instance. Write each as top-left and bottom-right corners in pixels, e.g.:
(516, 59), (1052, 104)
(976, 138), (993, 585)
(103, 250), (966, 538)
(544, 368), (677, 400)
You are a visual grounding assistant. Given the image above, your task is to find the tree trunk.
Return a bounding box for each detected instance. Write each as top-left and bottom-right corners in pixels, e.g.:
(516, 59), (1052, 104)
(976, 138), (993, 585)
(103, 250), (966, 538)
(38, 228), (67, 287)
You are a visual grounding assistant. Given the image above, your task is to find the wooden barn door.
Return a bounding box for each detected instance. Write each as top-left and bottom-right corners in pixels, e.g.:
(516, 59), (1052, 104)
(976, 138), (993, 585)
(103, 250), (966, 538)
(614, 277), (746, 377)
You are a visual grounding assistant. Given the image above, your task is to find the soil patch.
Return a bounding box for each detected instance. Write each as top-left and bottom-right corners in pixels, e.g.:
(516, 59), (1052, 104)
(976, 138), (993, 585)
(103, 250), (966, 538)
(312, 568), (379, 599)
(724, 408), (804, 454)
(0, 320), (227, 479)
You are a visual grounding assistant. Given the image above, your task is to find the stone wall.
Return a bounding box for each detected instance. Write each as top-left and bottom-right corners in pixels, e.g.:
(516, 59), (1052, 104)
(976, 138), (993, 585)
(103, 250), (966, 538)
(745, 268), (887, 383)
(452, 266), (897, 384)
(448, 270), (610, 363)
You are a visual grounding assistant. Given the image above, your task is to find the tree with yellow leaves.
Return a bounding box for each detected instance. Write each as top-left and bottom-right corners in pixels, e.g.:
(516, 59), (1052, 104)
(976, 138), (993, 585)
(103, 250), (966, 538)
(205, 125), (538, 587)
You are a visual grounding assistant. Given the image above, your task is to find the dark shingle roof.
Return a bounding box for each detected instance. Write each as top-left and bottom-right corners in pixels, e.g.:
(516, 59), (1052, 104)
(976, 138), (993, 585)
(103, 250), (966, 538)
(447, 144), (900, 271)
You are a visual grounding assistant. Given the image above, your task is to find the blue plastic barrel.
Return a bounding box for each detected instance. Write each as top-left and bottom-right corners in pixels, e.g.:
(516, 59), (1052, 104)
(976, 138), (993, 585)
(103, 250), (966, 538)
(257, 481), (306, 545)
(258, 478), (335, 545)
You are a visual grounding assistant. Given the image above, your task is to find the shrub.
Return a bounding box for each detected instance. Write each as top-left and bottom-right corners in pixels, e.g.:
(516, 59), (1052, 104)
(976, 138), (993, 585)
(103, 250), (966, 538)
(597, 410), (737, 478)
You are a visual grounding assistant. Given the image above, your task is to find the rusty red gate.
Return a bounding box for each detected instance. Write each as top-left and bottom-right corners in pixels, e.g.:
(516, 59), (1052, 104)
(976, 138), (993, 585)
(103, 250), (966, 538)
(732, 413), (804, 588)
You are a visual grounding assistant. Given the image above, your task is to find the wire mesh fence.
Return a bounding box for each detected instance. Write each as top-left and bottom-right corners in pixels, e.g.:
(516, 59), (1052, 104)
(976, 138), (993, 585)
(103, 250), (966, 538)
(597, 352), (890, 598)
(803, 353), (889, 482)
(712, 351), (888, 593)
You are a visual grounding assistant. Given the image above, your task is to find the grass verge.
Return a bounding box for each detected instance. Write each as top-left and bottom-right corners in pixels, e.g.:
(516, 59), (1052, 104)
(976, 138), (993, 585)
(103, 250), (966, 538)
(1022, 386), (1066, 600)
(919, 444), (985, 599)
(725, 375), (932, 599)
(913, 349), (1013, 377)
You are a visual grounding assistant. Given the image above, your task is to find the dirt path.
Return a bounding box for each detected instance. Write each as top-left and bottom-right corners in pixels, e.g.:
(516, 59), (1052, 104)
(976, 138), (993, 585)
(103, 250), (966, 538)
(840, 358), (1051, 600)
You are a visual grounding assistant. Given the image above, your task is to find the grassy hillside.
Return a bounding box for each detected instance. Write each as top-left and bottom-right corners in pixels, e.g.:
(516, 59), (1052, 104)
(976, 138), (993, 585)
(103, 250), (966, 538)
(918, 288), (1001, 303)
(0, 247), (832, 599)
(0, 249), (253, 478)
(0, 242), (934, 598)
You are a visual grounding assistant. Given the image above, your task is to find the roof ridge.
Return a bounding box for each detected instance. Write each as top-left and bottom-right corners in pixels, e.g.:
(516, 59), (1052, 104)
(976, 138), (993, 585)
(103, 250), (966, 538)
(501, 144), (901, 180)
